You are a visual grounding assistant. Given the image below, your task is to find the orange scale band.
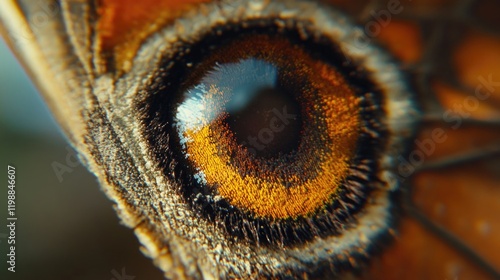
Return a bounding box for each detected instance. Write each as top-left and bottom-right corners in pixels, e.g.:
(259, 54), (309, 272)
(181, 45), (361, 219)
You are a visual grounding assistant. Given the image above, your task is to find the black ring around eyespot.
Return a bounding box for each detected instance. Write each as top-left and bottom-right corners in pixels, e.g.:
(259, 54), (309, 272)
(138, 18), (395, 247)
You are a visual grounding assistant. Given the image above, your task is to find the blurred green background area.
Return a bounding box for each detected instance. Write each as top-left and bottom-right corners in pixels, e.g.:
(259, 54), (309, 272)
(0, 38), (163, 279)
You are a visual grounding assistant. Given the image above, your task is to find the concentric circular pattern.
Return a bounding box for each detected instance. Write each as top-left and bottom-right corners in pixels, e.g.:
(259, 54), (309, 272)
(175, 35), (363, 220)
(142, 12), (417, 247)
(168, 24), (392, 246)
(133, 0), (419, 277)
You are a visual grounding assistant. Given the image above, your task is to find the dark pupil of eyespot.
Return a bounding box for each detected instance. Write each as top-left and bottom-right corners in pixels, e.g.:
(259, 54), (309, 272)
(174, 58), (305, 159)
(226, 84), (302, 158)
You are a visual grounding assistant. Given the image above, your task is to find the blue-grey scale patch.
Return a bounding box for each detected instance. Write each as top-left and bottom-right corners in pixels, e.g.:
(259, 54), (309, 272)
(174, 58), (279, 146)
(174, 58), (280, 185)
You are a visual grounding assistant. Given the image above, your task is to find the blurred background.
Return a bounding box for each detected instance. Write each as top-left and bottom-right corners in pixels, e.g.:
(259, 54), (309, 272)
(0, 37), (164, 279)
